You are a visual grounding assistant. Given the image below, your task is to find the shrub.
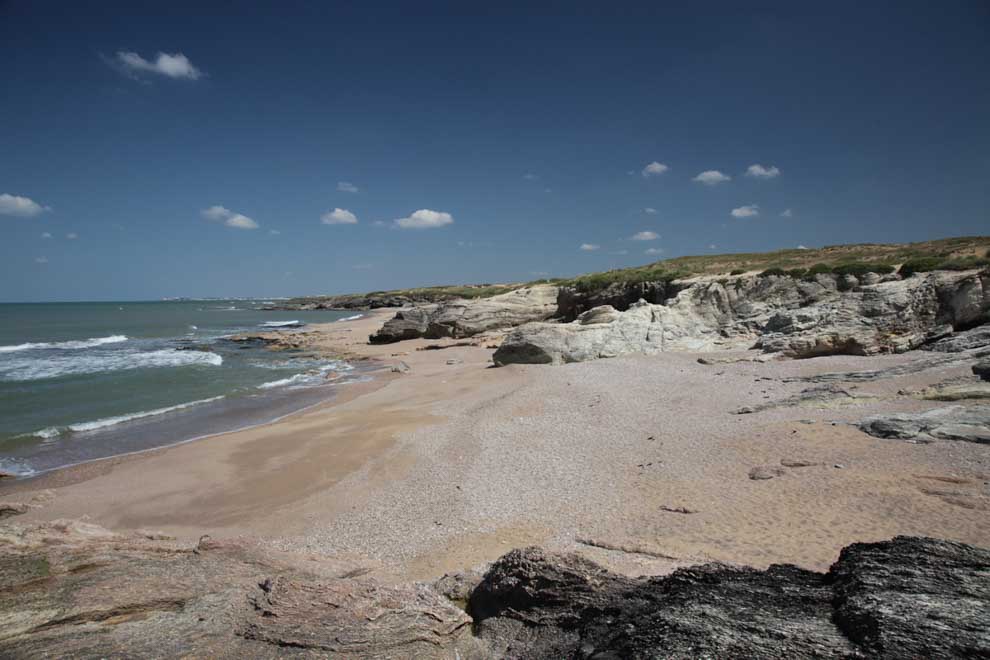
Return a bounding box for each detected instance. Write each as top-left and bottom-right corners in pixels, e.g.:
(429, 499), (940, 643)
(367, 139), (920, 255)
(567, 265), (686, 294)
(758, 267), (786, 278)
(899, 256), (990, 277)
(785, 268), (807, 279)
(832, 262), (895, 277)
(729, 269), (745, 276)
(807, 263), (832, 276)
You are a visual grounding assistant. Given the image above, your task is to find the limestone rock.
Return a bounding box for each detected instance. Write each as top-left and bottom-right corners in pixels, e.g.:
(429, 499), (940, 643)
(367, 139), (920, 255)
(760, 270), (988, 357)
(369, 304), (439, 344)
(371, 285), (558, 344)
(924, 325), (990, 352)
(0, 519), (478, 659)
(858, 405), (990, 444)
(495, 269), (990, 365)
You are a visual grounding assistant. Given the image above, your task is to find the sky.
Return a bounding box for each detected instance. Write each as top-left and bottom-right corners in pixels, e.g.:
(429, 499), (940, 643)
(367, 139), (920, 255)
(1, 1), (988, 302)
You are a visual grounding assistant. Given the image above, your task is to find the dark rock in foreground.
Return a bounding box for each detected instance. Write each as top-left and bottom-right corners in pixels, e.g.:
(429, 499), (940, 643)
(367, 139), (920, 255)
(469, 537), (990, 659)
(975, 359), (990, 381)
(0, 520), (987, 658)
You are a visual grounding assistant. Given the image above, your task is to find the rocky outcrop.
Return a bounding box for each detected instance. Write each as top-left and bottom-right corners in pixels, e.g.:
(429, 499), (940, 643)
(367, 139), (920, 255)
(264, 293), (431, 311)
(858, 405), (990, 443)
(924, 325), (990, 352)
(555, 280), (681, 321)
(469, 537), (990, 658)
(975, 360), (990, 381)
(371, 285), (558, 344)
(1, 520), (987, 658)
(495, 269), (990, 365)
(0, 519), (480, 658)
(759, 269), (988, 357)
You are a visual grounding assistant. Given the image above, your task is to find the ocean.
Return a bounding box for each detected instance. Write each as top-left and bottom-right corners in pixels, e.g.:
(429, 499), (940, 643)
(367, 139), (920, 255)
(0, 300), (362, 477)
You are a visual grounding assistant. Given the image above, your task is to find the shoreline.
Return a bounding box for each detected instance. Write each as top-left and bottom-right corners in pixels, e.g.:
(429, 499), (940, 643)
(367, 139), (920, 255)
(0, 310), (398, 491)
(0, 368), (392, 491)
(2, 308), (988, 585)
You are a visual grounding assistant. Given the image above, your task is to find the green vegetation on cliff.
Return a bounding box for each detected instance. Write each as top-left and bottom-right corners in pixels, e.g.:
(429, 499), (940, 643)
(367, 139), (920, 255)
(280, 236), (990, 306)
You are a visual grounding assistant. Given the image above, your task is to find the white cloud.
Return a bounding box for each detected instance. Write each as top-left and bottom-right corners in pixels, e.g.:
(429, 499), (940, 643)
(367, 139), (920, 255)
(644, 207), (658, 215)
(115, 51), (203, 80)
(35, 256), (48, 264)
(269, 229), (281, 235)
(321, 208), (358, 225)
(693, 170), (731, 185)
(579, 243), (600, 251)
(41, 232), (52, 239)
(797, 244), (809, 250)
(641, 161), (670, 177)
(201, 205), (259, 229)
(745, 164), (781, 179)
(631, 231), (660, 241)
(610, 249), (629, 255)
(645, 247), (664, 255)
(66, 232), (78, 240)
(0, 193), (49, 217)
(731, 204), (760, 218)
(394, 209), (453, 229)
(523, 173), (539, 180)
(224, 214), (258, 230)
(709, 244), (718, 250)
(337, 181), (359, 193)
(202, 205), (231, 221)
(781, 208), (793, 217)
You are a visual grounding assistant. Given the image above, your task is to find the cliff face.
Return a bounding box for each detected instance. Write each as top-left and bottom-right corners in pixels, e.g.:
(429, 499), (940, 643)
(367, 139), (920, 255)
(493, 269), (990, 365)
(0, 520), (986, 658)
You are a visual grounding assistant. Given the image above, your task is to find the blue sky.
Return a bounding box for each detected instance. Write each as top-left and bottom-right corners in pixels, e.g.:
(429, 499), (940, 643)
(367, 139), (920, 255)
(1, 1), (988, 302)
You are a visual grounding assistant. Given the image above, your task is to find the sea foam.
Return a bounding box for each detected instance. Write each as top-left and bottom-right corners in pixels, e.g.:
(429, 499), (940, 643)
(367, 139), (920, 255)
(0, 348), (222, 382)
(29, 395), (226, 439)
(0, 335), (128, 353)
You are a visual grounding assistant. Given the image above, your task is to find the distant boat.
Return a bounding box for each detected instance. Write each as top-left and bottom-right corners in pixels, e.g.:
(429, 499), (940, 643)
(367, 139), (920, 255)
(259, 320), (305, 329)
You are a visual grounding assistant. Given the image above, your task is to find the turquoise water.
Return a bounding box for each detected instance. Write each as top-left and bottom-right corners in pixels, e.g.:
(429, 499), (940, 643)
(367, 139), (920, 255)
(0, 301), (361, 475)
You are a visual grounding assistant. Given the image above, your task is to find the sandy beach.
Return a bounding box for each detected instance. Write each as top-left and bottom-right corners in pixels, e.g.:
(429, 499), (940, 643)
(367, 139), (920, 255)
(2, 309), (989, 583)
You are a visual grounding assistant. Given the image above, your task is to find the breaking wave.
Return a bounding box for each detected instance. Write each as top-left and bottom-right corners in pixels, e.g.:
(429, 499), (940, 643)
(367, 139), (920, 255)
(0, 335), (128, 353)
(28, 396), (227, 439)
(0, 349), (222, 382)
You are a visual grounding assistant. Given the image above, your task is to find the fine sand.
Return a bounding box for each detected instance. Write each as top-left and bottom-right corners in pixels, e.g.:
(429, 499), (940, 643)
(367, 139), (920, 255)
(2, 310), (989, 582)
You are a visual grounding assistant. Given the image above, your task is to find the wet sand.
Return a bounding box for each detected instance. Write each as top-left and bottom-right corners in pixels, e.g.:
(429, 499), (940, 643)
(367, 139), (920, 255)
(3, 310), (989, 582)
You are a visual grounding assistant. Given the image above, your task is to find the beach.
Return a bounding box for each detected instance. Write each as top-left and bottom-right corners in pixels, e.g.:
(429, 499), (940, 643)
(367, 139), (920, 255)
(3, 309), (988, 583)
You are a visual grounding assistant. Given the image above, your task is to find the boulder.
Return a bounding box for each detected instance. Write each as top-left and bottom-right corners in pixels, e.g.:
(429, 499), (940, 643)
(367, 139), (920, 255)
(371, 285), (558, 344)
(974, 359), (990, 381)
(369, 305), (438, 344)
(468, 537), (990, 658)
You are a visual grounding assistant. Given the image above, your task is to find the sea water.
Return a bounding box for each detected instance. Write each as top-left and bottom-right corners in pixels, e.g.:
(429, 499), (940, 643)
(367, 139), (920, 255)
(0, 300), (363, 476)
